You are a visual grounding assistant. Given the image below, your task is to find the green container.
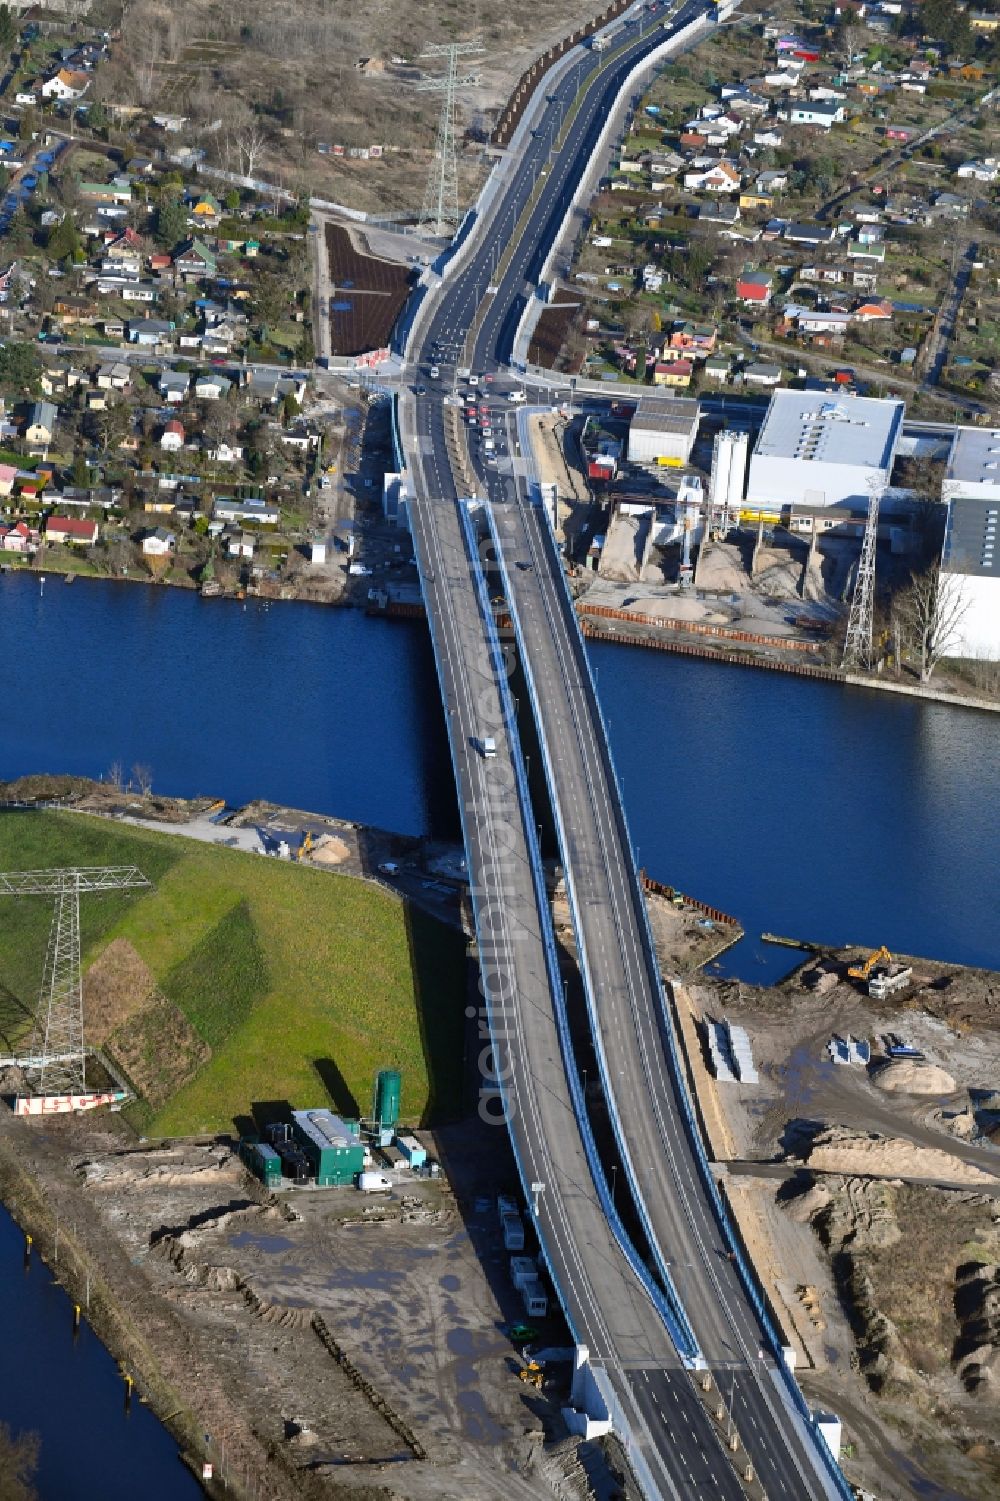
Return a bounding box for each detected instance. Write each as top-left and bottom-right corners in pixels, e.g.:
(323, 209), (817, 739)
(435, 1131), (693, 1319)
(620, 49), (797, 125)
(374, 1068), (401, 1130)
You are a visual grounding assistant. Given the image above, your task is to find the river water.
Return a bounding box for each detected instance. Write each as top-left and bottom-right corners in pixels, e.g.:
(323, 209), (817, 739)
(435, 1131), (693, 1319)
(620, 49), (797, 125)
(2, 570), (1000, 1492)
(0, 1204), (202, 1499)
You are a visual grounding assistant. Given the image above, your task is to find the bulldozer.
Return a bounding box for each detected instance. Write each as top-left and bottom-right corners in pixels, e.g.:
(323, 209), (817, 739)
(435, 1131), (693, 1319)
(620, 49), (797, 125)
(518, 1360), (543, 1389)
(847, 945), (892, 982)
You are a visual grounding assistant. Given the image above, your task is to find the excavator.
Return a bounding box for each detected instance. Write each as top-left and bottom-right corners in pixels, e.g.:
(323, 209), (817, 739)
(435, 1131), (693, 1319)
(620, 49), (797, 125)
(518, 1360), (543, 1389)
(296, 831), (315, 861)
(847, 945), (893, 982)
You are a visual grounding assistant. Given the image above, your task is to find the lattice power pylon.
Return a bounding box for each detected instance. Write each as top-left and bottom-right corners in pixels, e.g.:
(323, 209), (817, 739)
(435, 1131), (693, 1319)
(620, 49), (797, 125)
(415, 42), (484, 237)
(0, 866), (150, 1095)
(842, 477), (882, 670)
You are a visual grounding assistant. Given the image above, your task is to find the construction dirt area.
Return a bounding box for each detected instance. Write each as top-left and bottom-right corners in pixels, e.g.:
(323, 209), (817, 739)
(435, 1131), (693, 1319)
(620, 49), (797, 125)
(0, 1105), (643, 1501)
(678, 947), (1000, 1501)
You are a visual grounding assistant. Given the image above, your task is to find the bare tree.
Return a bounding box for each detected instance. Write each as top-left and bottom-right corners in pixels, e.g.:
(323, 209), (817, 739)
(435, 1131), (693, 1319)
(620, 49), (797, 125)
(894, 565), (969, 682)
(236, 125), (268, 180)
(131, 763), (154, 796)
(107, 759), (125, 792)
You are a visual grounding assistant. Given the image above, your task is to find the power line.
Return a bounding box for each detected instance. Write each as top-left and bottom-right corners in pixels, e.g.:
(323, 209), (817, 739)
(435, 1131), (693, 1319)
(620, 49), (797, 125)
(414, 42), (484, 237)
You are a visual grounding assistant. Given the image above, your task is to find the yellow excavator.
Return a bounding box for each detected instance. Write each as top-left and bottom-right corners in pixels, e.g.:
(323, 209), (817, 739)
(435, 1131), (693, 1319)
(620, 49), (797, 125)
(518, 1360), (543, 1389)
(297, 831), (315, 861)
(847, 945), (892, 982)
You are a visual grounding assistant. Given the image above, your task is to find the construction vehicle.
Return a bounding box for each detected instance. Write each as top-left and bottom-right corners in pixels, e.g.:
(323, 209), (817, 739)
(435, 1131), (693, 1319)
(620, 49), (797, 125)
(297, 831), (315, 861)
(518, 1360), (543, 1389)
(847, 946), (893, 982)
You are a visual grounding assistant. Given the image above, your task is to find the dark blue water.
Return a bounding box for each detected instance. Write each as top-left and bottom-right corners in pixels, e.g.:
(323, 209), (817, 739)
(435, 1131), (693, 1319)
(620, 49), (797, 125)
(590, 641), (1000, 982)
(0, 1204), (202, 1500)
(1, 574), (450, 836)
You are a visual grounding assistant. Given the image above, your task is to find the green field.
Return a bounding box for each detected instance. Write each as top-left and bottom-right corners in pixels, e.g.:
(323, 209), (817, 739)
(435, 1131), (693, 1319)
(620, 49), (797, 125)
(0, 811), (466, 1134)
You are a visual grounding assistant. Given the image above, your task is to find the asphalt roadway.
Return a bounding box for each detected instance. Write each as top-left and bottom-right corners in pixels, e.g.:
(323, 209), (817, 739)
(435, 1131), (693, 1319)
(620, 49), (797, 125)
(402, 3), (848, 1496)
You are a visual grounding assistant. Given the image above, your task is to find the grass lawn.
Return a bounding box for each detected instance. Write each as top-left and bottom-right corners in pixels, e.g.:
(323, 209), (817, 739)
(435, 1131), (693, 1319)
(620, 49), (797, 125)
(0, 811), (466, 1134)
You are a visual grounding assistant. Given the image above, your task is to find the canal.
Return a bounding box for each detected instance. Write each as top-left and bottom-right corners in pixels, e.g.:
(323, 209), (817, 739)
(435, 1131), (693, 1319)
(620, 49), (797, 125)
(0, 1203), (202, 1499)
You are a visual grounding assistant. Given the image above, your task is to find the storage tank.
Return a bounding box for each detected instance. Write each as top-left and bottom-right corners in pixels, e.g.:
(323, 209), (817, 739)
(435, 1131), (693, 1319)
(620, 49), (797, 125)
(374, 1068), (401, 1130)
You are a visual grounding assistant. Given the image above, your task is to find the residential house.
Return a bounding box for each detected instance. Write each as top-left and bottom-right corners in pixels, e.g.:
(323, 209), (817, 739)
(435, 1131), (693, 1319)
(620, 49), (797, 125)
(128, 318), (174, 346)
(24, 402), (57, 453)
(79, 179), (132, 206)
(743, 361), (783, 387)
(704, 354), (731, 382)
(86, 389), (108, 412)
(173, 238), (218, 280)
(736, 269), (773, 305)
(281, 425), (322, 451)
(141, 527), (176, 556)
(758, 169), (789, 192)
(784, 222), (837, 247)
(45, 515), (98, 546)
(931, 192), (970, 219)
(788, 101), (844, 128)
(226, 529), (256, 559)
(797, 311), (850, 335)
(101, 317), (125, 340)
(684, 160), (741, 193)
(159, 371), (189, 404)
(956, 159), (999, 182)
(0, 462), (16, 497)
(669, 322), (718, 354)
(853, 297), (893, 321)
(740, 190), (773, 211)
(245, 370), (307, 406)
(187, 191), (222, 228)
(753, 128), (784, 148)
(206, 441), (245, 464)
(96, 362), (132, 392)
(160, 419), (185, 451)
(884, 125), (912, 142)
(970, 11), (1000, 32)
(698, 201), (741, 225)
(40, 68), (90, 100)
(143, 496), (177, 514)
(53, 294), (95, 325)
(193, 372), (230, 400)
(0, 520), (33, 552)
(212, 497), (280, 526)
(653, 359), (693, 388)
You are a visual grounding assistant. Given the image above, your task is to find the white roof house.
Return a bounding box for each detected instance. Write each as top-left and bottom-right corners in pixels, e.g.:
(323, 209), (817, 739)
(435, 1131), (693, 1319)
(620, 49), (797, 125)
(746, 391), (904, 510)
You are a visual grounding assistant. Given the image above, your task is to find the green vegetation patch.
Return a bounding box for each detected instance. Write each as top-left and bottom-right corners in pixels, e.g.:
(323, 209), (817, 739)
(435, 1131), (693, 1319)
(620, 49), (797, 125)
(162, 899), (269, 1048)
(0, 811), (466, 1133)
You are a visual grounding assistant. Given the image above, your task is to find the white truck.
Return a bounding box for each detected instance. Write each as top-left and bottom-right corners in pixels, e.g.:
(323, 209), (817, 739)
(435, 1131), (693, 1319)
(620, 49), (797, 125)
(357, 1171), (393, 1193)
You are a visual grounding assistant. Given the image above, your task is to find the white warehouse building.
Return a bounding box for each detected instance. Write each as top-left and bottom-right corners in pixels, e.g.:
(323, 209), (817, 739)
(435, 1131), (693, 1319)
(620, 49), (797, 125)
(627, 396), (700, 466)
(941, 426), (1000, 660)
(746, 391), (904, 511)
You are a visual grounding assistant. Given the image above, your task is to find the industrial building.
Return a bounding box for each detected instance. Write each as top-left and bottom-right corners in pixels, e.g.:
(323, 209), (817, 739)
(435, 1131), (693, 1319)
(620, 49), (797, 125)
(291, 1108), (365, 1186)
(940, 427), (1000, 659)
(746, 391), (904, 511)
(626, 395), (700, 466)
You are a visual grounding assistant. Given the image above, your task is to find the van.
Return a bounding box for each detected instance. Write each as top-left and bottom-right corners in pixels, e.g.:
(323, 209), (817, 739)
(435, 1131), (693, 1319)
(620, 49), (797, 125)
(357, 1171), (393, 1193)
(430, 365), (440, 379)
(468, 374), (480, 387)
(481, 735), (497, 759)
(507, 390), (526, 404)
(484, 438), (495, 453)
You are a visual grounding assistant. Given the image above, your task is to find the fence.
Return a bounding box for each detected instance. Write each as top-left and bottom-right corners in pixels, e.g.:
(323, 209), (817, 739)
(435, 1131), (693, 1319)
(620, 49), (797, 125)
(578, 600), (825, 653)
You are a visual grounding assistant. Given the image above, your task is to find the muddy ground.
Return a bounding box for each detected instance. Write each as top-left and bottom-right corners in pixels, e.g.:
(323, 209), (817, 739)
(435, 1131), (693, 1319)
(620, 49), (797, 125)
(1, 1105), (634, 1501)
(685, 948), (1000, 1501)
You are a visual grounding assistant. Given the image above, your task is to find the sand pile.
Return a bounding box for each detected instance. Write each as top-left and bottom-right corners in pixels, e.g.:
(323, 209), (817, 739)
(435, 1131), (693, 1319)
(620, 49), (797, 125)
(310, 834), (351, 865)
(802, 1127), (997, 1186)
(874, 1060), (957, 1095)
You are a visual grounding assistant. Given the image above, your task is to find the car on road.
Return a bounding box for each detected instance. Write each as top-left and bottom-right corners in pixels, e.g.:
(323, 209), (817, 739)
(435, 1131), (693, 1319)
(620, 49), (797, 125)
(516, 560), (532, 571)
(507, 390), (526, 403)
(415, 384), (427, 394)
(378, 861), (400, 876)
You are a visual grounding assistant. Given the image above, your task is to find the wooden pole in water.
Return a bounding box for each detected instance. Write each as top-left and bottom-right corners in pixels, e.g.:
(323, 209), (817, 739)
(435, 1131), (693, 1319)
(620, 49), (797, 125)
(123, 1374), (133, 1411)
(72, 1303), (81, 1334)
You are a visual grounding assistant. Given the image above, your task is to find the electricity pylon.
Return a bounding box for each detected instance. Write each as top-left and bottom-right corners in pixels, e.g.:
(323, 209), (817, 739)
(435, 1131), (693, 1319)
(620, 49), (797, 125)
(0, 866), (150, 1095)
(415, 42), (484, 236)
(842, 476), (883, 670)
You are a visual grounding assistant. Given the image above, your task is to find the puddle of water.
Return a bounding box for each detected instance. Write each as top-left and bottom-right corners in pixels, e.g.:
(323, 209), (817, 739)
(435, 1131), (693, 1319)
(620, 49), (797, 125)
(456, 1388), (507, 1445)
(229, 1231), (296, 1253)
(440, 1274), (461, 1292)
